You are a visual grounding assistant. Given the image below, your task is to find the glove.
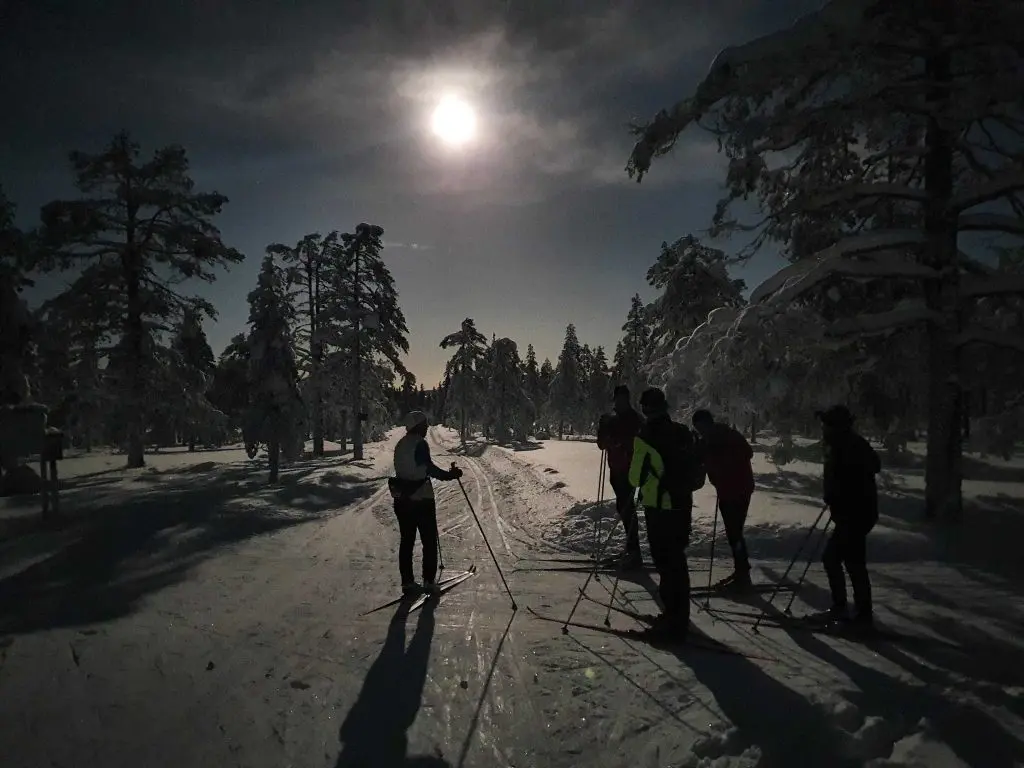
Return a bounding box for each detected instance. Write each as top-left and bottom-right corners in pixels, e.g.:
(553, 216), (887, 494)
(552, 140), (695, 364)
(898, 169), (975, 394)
(449, 463), (463, 480)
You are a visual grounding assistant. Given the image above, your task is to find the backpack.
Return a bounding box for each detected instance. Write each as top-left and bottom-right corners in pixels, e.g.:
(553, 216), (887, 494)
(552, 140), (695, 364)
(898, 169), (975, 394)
(646, 421), (706, 507)
(674, 423), (707, 492)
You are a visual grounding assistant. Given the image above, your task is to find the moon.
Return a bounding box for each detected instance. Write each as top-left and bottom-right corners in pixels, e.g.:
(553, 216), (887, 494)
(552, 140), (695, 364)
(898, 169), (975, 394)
(431, 95), (477, 147)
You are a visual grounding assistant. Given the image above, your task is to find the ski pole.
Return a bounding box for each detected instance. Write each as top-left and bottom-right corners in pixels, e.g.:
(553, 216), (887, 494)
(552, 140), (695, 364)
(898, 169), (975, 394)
(753, 503), (828, 634)
(437, 522), (445, 574)
(783, 518), (832, 614)
(563, 518), (621, 632)
(455, 470), (517, 610)
(603, 506), (641, 627)
(593, 453), (606, 557)
(703, 496), (720, 610)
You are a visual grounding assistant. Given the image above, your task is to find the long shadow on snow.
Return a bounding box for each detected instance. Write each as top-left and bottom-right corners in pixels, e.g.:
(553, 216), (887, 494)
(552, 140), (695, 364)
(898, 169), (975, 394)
(337, 602), (450, 768)
(757, 566), (1024, 695)
(670, 629), (858, 768)
(0, 463), (380, 636)
(747, 593), (1024, 766)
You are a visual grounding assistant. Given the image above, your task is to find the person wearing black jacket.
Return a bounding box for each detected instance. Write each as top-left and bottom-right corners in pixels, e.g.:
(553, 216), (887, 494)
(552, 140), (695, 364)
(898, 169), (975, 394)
(390, 412), (463, 595)
(817, 405), (881, 627)
(628, 388), (702, 640)
(597, 385), (645, 567)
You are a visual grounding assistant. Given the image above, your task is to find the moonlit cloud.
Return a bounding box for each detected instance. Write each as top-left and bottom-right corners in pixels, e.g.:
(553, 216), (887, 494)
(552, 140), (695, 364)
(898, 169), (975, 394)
(1, 0), (825, 385)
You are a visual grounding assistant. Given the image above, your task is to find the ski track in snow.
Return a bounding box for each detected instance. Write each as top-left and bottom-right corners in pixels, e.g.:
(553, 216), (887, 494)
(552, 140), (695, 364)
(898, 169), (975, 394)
(1, 431), (1023, 766)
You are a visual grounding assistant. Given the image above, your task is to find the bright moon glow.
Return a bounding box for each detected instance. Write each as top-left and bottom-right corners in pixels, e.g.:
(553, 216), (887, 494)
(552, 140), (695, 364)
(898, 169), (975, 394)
(431, 96), (477, 146)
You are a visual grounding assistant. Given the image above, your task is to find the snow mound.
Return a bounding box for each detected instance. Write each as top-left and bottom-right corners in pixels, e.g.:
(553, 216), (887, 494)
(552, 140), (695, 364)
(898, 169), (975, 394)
(866, 720), (972, 768)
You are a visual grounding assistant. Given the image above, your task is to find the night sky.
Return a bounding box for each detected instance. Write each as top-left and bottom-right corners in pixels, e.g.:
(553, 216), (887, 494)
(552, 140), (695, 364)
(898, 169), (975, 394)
(1, 0), (820, 385)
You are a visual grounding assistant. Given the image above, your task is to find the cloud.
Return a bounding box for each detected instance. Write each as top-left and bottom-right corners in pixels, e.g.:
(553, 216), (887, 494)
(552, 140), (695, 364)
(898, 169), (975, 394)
(0, 0), (794, 208)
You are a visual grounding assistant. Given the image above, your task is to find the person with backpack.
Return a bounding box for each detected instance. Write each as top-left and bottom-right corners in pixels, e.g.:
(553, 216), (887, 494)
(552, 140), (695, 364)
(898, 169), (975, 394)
(389, 411), (463, 596)
(596, 385), (645, 568)
(816, 404), (881, 628)
(628, 387), (705, 640)
(692, 409), (755, 589)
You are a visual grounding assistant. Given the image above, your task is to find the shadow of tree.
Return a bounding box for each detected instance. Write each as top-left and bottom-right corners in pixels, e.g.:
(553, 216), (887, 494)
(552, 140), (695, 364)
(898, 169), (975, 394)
(0, 461), (381, 635)
(336, 602), (450, 768)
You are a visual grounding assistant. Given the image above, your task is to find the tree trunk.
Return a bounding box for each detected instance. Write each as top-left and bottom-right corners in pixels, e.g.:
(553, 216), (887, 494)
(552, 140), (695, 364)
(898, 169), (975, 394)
(268, 435), (280, 483)
(750, 412), (758, 444)
(922, 26), (962, 521)
(338, 410), (348, 453)
(124, 269), (146, 469)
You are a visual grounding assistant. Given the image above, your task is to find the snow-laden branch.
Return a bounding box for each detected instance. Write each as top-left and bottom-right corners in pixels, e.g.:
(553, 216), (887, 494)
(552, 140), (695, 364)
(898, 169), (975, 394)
(627, 0), (876, 179)
(826, 300), (940, 336)
(749, 230), (934, 304)
(951, 170), (1024, 212)
(961, 273), (1024, 298)
(957, 212), (1024, 236)
(952, 328), (1024, 354)
(802, 183), (928, 211)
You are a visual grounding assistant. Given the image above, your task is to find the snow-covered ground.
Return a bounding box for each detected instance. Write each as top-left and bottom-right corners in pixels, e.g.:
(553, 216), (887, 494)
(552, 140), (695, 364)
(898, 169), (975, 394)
(1, 429), (1022, 767)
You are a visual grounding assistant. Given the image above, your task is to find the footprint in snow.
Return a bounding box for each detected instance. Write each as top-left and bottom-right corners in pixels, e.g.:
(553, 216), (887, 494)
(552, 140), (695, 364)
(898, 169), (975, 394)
(290, 680), (311, 690)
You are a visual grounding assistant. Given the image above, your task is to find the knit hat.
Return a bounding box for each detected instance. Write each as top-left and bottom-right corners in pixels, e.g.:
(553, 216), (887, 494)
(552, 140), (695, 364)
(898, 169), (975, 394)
(639, 387), (668, 415)
(815, 405), (854, 428)
(404, 411), (429, 430)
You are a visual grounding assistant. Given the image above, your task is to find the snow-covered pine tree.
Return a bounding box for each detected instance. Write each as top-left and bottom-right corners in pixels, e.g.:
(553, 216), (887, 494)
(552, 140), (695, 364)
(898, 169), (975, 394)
(645, 235), (746, 359)
(36, 133), (243, 467)
(487, 337), (533, 442)
(208, 334), (251, 436)
(169, 307), (219, 450)
(399, 372), (417, 415)
(267, 231), (338, 456)
(328, 224), (409, 452)
(626, 0), (1024, 520)
(439, 318), (489, 442)
(612, 295), (654, 400)
(549, 324), (584, 439)
(588, 345), (612, 425)
(523, 343), (542, 412)
(577, 343), (595, 430)
(246, 254), (303, 482)
(1, 187), (35, 407)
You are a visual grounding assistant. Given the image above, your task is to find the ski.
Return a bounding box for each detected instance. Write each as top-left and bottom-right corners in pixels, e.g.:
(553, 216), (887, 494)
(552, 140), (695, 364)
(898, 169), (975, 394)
(705, 606), (959, 649)
(578, 590), (658, 623)
(525, 606), (773, 661)
(358, 566), (476, 617)
(513, 564), (660, 574)
(408, 565), (478, 612)
(518, 555), (620, 565)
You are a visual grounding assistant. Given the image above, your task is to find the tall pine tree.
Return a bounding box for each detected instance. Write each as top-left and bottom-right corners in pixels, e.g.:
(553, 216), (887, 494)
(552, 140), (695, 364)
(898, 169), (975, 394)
(246, 254), (302, 482)
(267, 231), (338, 456)
(169, 307), (217, 450)
(37, 133), (243, 467)
(549, 324), (584, 439)
(613, 295), (654, 399)
(439, 318), (489, 442)
(487, 337), (532, 442)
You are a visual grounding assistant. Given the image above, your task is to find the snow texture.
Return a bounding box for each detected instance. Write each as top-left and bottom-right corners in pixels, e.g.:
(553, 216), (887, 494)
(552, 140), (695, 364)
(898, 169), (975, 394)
(1, 428), (1023, 767)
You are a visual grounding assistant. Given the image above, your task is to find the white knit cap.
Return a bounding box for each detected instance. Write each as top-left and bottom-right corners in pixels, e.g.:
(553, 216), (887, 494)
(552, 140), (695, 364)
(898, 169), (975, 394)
(404, 411), (428, 430)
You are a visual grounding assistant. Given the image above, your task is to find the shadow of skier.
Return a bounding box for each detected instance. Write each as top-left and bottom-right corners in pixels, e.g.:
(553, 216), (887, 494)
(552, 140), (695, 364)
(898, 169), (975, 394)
(336, 601), (450, 768)
(672, 625), (857, 767)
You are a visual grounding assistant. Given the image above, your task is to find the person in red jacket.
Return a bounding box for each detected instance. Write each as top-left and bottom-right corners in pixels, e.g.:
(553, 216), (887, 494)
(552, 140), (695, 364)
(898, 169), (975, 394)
(597, 385), (645, 568)
(692, 409), (755, 587)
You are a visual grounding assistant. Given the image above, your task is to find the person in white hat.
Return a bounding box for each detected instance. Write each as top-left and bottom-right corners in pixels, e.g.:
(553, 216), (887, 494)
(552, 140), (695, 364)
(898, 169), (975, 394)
(389, 411), (463, 595)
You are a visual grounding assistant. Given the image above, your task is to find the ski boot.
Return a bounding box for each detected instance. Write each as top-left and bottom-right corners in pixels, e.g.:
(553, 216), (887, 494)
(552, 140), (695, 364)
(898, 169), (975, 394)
(615, 550), (643, 571)
(402, 581), (422, 597)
